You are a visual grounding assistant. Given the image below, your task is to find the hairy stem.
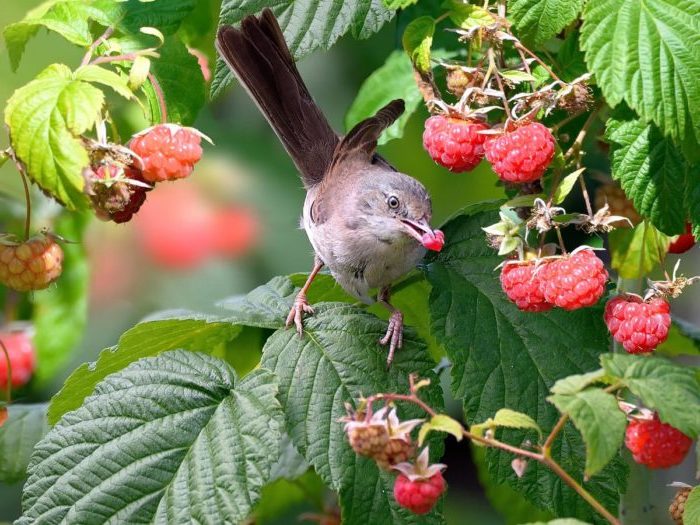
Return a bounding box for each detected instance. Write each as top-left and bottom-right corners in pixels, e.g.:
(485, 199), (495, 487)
(8, 147), (31, 240)
(147, 73), (168, 124)
(80, 26), (115, 67)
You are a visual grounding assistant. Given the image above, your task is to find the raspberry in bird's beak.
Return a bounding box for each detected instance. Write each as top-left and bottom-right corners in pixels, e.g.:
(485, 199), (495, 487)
(421, 230), (444, 252)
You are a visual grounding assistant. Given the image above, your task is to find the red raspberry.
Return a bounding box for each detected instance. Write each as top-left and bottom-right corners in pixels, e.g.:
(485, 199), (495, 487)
(0, 325), (36, 389)
(394, 472), (445, 515)
(539, 249), (608, 310)
(500, 260), (553, 312)
(604, 295), (670, 354)
(668, 223), (695, 254)
(422, 116), (489, 172)
(625, 414), (692, 469)
(484, 122), (556, 183)
(0, 234), (63, 292)
(85, 164), (152, 224)
(130, 124), (204, 183)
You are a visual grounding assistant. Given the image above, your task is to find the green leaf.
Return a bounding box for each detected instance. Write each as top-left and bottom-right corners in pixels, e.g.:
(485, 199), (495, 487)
(32, 213), (89, 386)
(581, 0), (700, 160)
(549, 389), (626, 477)
(383, 0), (419, 8)
(471, 409), (542, 439)
(418, 414), (464, 446)
(259, 301), (446, 524)
(402, 16), (435, 74)
(606, 116), (699, 235)
(446, 1), (495, 29)
(426, 203), (625, 521)
(601, 353), (700, 438)
(508, 0), (584, 45)
(212, 0), (394, 98)
(521, 520), (592, 525)
(608, 221), (670, 279)
(143, 36), (206, 125)
(551, 168), (584, 204)
(500, 70), (537, 84)
(19, 352), (283, 524)
(550, 370), (606, 395)
(0, 404), (49, 484)
(658, 318), (700, 357)
(47, 310), (240, 424)
(74, 65), (134, 100)
(4, 64), (104, 209)
(254, 470), (327, 523)
(684, 486), (700, 525)
(345, 51), (423, 145)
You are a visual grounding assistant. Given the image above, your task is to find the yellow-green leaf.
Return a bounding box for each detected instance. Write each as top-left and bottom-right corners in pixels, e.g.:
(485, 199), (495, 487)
(418, 414), (464, 446)
(402, 16), (435, 74)
(608, 221), (670, 279)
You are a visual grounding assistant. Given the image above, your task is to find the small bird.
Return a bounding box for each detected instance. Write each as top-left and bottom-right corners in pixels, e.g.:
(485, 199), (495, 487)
(216, 10), (444, 365)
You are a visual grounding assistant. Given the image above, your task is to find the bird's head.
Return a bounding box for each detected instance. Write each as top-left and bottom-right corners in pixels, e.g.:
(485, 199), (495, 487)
(355, 170), (444, 252)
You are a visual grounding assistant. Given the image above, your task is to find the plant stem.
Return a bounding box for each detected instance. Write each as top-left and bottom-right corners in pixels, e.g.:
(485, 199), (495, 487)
(542, 413), (569, 455)
(514, 42), (562, 83)
(80, 26), (115, 67)
(488, 49), (513, 120)
(89, 53), (140, 66)
(0, 341), (12, 403)
(8, 147), (31, 240)
(147, 73), (168, 123)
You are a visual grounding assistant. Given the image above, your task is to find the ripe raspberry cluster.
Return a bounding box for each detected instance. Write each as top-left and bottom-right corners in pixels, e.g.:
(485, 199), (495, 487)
(343, 407), (445, 514)
(0, 324), (36, 389)
(0, 234), (63, 292)
(422, 116), (489, 172)
(501, 249), (608, 312)
(604, 294), (671, 354)
(624, 414), (692, 469)
(130, 124), (203, 183)
(668, 223), (696, 254)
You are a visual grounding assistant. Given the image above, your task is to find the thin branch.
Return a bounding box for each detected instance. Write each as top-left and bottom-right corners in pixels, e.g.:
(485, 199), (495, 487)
(0, 340), (12, 403)
(89, 53), (140, 66)
(147, 73), (168, 124)
(7, 147), (31, 240)
(80, 26), (115, 67)
(542, 413), (569, 454)
(489, 49), (513, 120)
(515, 42), (562, 83)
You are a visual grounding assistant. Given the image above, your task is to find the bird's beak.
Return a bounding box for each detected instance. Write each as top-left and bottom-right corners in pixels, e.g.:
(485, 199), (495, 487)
(400, 219), (445, 252)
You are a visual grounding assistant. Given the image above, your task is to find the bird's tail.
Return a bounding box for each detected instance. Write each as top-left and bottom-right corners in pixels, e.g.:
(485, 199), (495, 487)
(216, 10), (338, 187)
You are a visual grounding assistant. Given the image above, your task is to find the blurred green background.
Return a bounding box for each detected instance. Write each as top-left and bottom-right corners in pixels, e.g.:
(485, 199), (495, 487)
(0, 1), (697, 523)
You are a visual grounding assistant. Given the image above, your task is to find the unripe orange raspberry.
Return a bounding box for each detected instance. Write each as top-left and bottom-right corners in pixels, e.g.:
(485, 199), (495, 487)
(376, 437), (415, 470)
(0, 234), (63, 292)
(594, 183), (642, 226)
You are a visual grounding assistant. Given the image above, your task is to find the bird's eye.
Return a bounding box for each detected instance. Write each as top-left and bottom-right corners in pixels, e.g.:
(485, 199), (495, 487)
(387, 196), (400, 209)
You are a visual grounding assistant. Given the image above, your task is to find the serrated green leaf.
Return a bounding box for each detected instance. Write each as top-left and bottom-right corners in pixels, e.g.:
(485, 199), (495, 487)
(581, 0), (700, 160)
(383, 0), (419, 8)
(508, 0), (584, 46)
(446, 1), (495, 29)
(418, 414), (464, 446)
(48, 311), (240, 424)
(493, 408), (543, 436)
(549, 389), (626, 477)
(19, 352), (283, 524)
(658, 318), (700, 357)
(402, 16), (435, 74)
(260, 300), (446, 524)
(0, 404), (49, 484)
(426, 203), (624, 521)
(500, 70), (537, 84)
(143, 36), (206, 125)
(684, 486), (700, 525)
(212, 0), (394, 98)
(32, 213), (89, 386)
(601, 353), (700, 438)
(606, 116), (699, 235)
(550, 370), (605, 395)
(74, 65), (134, 99)
(345, 51), (423, 144)
(608, 221), (670, 279)
(552, 168), (584, 204)
(4, 64), (104, 209)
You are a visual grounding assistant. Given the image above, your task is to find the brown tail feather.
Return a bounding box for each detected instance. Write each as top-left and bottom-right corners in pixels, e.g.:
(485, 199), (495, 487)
(216, 9), (338, 188)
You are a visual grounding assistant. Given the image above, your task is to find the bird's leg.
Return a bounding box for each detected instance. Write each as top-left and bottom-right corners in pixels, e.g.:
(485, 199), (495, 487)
(378, 286), (403, 367)
(285, 257), (324, 336)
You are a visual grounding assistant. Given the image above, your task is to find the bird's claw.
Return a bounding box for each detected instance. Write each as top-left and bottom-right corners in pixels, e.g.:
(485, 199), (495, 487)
(285, 293), (314, 336)
(379, 310), (403, 367)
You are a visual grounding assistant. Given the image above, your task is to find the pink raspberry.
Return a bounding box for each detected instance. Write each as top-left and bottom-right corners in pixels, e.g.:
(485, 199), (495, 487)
(500, 260), (553, 312)
(539, 249), (608, 310)
(604, 295), (670, 353)
(394, 472), (445, 515)
(0, 325), (36, 389)
(625, 415), (692, 469)
(422, 116), (489, 172)
(484, 122), (555, 183)
(130, 124), (204, 183)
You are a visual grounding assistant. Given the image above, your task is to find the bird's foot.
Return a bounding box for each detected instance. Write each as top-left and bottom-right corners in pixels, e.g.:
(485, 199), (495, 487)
(285, 292), (314, 336)
(379, 310), (404, 367)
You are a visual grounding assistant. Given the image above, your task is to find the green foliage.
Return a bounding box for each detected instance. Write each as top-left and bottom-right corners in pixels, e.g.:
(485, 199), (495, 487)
(142, 36), (206, 125)
(608, 222), (670, 279)
(606, 116), (699, 236)
(345, 51), (423, 144)
(684, 486), (700, 525)
(383, 0), (419, 8)
(549, 389), (626, 477)
(0, 404), (49, 484)
(48, 311), (240, 424)
(581, 0), (700, 161)
(402, 16), (435, 74)
(32, 213), (89, 386)
(508, 0), (584, 46)
(445, 1), (495, 29)
(20, 352), (283, 524)
(425, 203), (624, 521)
(521, 520), (592, 525)
(212, 0), (395, 98)
(418, 414), (464, 445)
(550, 370), (606, 396)
(4, 64), (104, 209)
(658, 318), (700, 357)
(471, 409), (542, 440)
(601, 354), (700, 438)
